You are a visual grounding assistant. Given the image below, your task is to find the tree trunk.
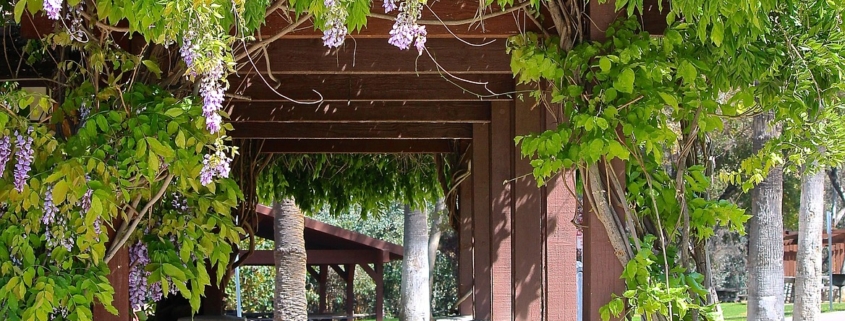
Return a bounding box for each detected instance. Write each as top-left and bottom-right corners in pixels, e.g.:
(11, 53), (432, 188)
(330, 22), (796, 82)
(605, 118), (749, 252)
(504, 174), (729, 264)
(795, 166), (825, 321)
(428, 199), (445, 315)
(273, 198), (308, 321)
(401, 204), (431, 321)
(747, 111), (785, 321)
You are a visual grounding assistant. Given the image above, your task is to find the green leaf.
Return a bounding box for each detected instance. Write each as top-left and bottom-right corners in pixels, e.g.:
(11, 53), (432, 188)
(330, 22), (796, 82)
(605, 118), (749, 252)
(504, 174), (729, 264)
(146, 138), (174, 159)
(658, 92), (678, 108)
(614, 68), (635, 94)
(711, 22), (724, 47)
(162, 263), (187, 281)
(142, 60), (162, 78)
(599, 57), (612, 73)
(14, 0), (26, 23)
(52, 180), (69, 204)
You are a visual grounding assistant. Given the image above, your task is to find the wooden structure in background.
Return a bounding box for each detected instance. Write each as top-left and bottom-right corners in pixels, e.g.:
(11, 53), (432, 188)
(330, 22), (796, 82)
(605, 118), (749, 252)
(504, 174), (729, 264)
(784, 230), (845, 276)
(14, 0), (676, 320)
(241, 205), (402, 321)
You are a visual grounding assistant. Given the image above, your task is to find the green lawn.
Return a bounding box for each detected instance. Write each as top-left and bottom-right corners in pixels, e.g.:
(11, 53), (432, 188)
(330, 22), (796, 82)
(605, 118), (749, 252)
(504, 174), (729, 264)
(721, 302), (845, 321)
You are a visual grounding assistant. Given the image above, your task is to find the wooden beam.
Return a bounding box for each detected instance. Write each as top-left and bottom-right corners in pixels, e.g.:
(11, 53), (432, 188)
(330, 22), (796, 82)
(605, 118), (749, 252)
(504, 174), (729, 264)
(230, 123), (473, 140)
(307, 265), (320, 280)
(94, 219), (131, 321)
(252, 139), (456, 154)
(331, 265), (348, 279)
(345, 264), (355, 321)
(238, 38), (511, 75)
(257, 3), (544, 40)
(319, 265), (329, 314)
(228, 101), (490, 123)
(228, 74), (514, 102)
(241, 250), (385, 265)
(458, 164), (475, 316)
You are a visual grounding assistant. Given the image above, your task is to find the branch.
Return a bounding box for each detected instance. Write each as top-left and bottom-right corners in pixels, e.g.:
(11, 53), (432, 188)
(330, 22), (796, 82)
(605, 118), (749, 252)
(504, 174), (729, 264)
(104, 174), (174, 263)
(79, 11), (130, 33)
(583, 164), (633, 266)
(235, 13), (313, 62)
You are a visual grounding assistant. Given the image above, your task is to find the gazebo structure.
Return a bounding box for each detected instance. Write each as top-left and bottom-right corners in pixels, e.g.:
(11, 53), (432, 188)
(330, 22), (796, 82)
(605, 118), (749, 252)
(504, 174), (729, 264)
(13, 1), (673, 320)
(239, 205), (403, 321)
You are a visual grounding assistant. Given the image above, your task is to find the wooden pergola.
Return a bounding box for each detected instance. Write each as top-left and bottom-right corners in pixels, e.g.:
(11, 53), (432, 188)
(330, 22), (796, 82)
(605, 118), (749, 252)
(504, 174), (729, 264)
(240, 205), (402, 321)
(13, 1), (674, 320)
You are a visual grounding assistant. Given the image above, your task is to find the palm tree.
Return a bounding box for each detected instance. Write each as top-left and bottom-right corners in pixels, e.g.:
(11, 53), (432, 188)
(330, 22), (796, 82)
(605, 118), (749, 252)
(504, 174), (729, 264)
(273, 198), (307, 321)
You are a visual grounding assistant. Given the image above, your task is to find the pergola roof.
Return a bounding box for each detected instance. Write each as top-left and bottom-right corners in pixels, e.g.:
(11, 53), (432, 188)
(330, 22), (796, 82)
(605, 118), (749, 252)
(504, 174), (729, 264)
(242, 204), (403, 266)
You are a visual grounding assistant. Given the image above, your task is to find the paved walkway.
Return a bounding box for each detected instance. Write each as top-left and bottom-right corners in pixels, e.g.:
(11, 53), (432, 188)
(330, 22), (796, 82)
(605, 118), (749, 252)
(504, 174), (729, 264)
(785, 310), (845, 321)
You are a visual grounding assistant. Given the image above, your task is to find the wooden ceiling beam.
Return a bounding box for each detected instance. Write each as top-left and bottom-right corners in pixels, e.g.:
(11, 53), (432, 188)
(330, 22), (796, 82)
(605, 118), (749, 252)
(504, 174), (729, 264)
(227, 101), (490, 123)
(229, 122), (472, 140)
(227, 74), (514, 102)
(237, 38), (511, 75)
(247, 139), (457, 154)
(258, 2), (544, 39)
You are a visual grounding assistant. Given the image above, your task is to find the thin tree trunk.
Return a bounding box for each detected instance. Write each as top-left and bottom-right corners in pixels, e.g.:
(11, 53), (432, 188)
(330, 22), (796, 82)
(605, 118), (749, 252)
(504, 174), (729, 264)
(795, 166), (825, 321)
(428, 199), (445, 315)
(747, 110), (785, 321)
(273, 198), (307, 321)
(401, 204), (431, 321)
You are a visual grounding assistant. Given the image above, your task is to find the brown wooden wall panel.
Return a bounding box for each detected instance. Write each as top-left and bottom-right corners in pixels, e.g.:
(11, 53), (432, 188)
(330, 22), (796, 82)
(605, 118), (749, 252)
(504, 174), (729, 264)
(543, 106), (579, 321)
(513, 92), (543, 320)
(240, 38), (512, 75)
(545, 170), (579, 321)
(459, 156), (475, 315)
(229, 74), (514, 102)
(228, 101), (491, 123)
(93, 222), (131, 321)
(489, 101), (514, 320)
(472, 123), (493, 319)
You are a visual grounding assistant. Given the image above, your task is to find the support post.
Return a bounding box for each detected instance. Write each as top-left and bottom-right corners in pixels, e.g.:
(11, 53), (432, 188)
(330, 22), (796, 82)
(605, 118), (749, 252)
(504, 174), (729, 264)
(472, 123), (492, 319)
(345, 264), (355, 321)
(458, 151), (475, 316)
(490, 101), (514, 320)
(319, 264), (328, 314)
(93, 220), (131, 321)
(375, 261), (385, 321)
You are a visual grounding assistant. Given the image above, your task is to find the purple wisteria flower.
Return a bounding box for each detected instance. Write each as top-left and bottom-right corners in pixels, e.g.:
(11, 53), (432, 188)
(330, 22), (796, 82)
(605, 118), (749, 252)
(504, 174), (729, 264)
(42, 185), (58, 225)
(180, 31), (197, 70)
(384, 0), (398, 13)
(44, 0), (63, 20)
(13, 128), (34, 193)
(322, 0), (348, 48)
(129, 241), (150, 310)
(199, 149), (232, 186)
(0, 136), (11, 178)
(388, 1), (428, 55)
(199, 61), (225, 133)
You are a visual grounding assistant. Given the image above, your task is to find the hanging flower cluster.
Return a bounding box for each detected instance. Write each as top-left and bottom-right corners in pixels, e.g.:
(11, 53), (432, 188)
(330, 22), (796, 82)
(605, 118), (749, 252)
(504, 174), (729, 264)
(180, 30), (226, 133)
(322, 0), (349, 48)
(44, 0), (63, 20)
(383, 0), (399, 13)
(43, 185), (75, 251)
(129, 241), (151, 310)
(199, 141), (233, 186)
(3, 128), (35, 193)
(0, 136), (11, 177)
(388, 0), (428, 55)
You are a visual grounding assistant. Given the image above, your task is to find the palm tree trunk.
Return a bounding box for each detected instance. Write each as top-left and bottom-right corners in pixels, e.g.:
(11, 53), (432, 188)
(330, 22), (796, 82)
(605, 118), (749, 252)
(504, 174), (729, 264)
(400, 204), (431, 321)
(273, 198), (308, 321)
(795, 166), (825, 321)
(747, 111), (785, 321)
(428, 199), (445, 316)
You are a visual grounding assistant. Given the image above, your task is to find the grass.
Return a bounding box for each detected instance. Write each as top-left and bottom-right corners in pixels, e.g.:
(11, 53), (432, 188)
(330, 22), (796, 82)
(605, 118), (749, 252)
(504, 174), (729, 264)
(718, 302), (845, 321)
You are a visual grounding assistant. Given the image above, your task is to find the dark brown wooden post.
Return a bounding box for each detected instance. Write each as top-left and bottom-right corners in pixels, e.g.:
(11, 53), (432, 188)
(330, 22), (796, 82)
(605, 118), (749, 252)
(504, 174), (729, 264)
(93, 220), (131, 321)
(458, 164), (475, 316)
(375, 260), (385, 321)
(319, 264), (329, 314)
(583, 3), (626, 321)
(489, 101), (514, 320)
(472, 123), (492, 319)
(513, 91), (544, 320)
(345, 264), (355, 321)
